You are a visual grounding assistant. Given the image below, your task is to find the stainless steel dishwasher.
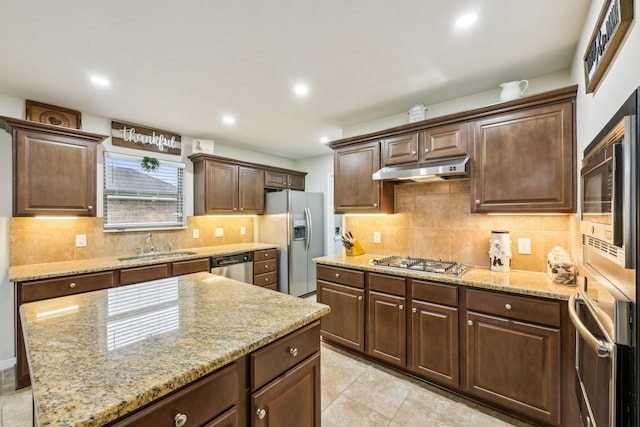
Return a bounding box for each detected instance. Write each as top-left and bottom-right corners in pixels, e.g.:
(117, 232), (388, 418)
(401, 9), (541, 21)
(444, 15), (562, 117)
(210, 252), (253, 284)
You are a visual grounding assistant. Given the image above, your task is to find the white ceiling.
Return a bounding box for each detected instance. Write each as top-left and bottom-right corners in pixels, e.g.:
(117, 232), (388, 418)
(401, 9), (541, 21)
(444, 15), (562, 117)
(0, 1), (591, 159)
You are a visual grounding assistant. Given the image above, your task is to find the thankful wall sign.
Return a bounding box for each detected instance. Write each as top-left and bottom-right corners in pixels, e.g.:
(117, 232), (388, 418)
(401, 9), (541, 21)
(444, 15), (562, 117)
(111, 121), (182, 155)
(583, 0), (633, 94)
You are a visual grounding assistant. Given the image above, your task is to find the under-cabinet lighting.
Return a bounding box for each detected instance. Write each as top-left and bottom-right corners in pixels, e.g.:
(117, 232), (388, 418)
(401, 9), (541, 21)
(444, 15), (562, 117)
(36, 305), (79, 318)
(35, 216), (78, 220)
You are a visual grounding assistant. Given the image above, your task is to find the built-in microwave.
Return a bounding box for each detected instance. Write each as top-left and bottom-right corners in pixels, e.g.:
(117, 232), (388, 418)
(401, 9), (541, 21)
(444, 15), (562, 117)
(580, 115), (635, 269)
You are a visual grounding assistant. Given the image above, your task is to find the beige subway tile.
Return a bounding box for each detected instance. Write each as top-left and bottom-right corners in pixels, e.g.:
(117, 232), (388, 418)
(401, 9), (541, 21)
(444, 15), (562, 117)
(412, 228), (450, 260)
(450, 228), (491, 268)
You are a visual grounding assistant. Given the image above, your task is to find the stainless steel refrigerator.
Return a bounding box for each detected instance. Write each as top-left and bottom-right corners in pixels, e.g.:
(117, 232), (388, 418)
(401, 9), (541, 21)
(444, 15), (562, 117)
(259, 190), (324, 297)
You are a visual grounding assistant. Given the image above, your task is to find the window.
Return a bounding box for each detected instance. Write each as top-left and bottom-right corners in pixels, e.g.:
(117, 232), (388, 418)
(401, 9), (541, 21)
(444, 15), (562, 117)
(103, 152), (185, 231)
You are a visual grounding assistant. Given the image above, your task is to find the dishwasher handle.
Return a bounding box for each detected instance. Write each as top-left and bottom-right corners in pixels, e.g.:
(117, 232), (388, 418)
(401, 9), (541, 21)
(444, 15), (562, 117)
(568, 294), (613, 358)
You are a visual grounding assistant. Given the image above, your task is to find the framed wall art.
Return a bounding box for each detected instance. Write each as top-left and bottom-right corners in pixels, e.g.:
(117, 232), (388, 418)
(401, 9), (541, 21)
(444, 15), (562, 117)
(25, 100), (82, 129)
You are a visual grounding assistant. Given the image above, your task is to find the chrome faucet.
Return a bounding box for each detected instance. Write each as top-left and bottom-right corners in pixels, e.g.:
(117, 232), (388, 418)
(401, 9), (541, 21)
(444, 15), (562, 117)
(145, 233), (154, 253)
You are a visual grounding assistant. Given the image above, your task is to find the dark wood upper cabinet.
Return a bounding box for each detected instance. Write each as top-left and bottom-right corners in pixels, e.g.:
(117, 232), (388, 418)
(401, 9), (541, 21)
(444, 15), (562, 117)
(421, 122), (470, 161)
(0, 116), (107, 216)
(334, 141), (394, 214)
(381, 133), (420, 166)
(264, 169), (306, 191)
(471, 101), (575, 213)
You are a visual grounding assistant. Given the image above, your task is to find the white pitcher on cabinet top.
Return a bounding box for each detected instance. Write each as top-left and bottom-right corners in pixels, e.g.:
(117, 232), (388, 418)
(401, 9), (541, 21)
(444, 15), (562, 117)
(499, 80), (529, 102)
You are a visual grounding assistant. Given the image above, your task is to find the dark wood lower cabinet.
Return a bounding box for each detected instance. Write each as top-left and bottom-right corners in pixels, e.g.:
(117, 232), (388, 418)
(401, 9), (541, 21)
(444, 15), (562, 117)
(251, 353), (321, 427)
(465, 311), (561, 426)
(409, 300), (459, 388)
(317, 280), (365, 352)
(367, 291), (406, 367)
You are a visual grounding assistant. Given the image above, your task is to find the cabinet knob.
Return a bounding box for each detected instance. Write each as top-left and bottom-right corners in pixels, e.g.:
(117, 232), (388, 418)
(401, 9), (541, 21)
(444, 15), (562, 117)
(399, 305), (404, 310)
(87, 205), (93, 210)
(240, 207), (244, 211)
(505, 303), (512, 310)
(475, 200), (480, 204)
(264, 264), (269, 269)
(233, 207), (237, 211)
(467, 320), (473, 326)
(357, 296), (363, 301)
(373, 203), (378, 208)
(289, 347), (298, 357)
(264, 278), (269, 282)
(335, 273), (340, 278)
(69, 282), (77, 289)
(256, 408), (267, 419)
(174, 413), (188, 427)
(425, 148), (429, 153)
(412, 307), (417, 313)
(265, 253), (269, 257)
(411, 151), (417, 155)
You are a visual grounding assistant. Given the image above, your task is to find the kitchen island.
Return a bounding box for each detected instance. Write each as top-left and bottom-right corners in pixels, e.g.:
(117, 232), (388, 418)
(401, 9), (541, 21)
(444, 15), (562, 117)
(20, 272), (330, 426)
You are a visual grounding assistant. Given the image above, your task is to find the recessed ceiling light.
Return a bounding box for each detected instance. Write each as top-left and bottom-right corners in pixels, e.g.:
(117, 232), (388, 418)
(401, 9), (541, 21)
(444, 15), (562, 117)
(222, 115), (236, 125)
(455, 13), (477, 29)
(293, 83), (310, 97)
(320, 136), (330, 144)
(89, 75), (110, 87)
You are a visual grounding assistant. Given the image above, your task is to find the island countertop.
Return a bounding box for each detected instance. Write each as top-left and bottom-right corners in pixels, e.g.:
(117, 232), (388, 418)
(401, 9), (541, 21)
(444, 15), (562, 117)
(20, 272), (330, 426)
(313, 253), (577, 301)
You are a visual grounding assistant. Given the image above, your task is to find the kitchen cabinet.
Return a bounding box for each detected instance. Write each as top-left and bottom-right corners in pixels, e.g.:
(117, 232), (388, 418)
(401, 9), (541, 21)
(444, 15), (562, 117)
(250, 322), (321, 427)
(471, 101), (575, 213)
(421, 122), (469, 161)
(0, 116), (107, 216)
(110, 362), (241, 426)
(381, 132), (420, 166)
(264, 169), (306, 191)
(333, 141), (394, 214)
(409, 279), (459, 389)
(191, 156), (264, 215)
(465, 288), (561, 426)
(119, 263), (171, 285)
(15, 271), (116, 388)
(316, 265), (366, 351)
(171, 258), (211, 276)
(366, 273), (406, 367)
(254, 249), (278, 291)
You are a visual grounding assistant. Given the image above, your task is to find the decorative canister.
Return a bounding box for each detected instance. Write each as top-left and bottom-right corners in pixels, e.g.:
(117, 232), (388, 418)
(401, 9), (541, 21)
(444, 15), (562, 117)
(489, 230), (512, 272)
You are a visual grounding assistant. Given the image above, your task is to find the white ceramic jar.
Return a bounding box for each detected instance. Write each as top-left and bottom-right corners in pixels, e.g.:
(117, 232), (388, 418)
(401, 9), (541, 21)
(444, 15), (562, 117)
(489, 230), (512, 272)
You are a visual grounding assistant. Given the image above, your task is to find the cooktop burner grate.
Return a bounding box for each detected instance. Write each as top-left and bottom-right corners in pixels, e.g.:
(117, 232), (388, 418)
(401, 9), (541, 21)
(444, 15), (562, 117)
(370, 256), (467, 276)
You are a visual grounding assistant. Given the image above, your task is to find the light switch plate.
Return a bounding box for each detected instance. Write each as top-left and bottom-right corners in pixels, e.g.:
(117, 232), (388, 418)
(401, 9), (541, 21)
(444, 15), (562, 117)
(193, 229), (200, 238)
(75, 234), (87, 248)
(215, 228), (224, 237)
(373, 231), (381, 244)
(517, 238), (531, 254)
(240, 226), (246, 236)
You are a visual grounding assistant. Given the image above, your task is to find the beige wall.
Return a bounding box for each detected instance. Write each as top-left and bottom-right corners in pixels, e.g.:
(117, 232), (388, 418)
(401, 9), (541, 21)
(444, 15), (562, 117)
(345, 180), (580, 273)
(9, 216), (255, 266)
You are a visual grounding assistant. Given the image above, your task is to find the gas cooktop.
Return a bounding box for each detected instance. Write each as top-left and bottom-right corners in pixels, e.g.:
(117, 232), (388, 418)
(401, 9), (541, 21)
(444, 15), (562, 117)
(369, 256), (468, 276)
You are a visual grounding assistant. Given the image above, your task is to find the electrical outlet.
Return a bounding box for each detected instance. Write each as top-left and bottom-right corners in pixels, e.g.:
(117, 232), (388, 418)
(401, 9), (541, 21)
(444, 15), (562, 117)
(75, 234), (87, 248)
(517, 238), (532, 254)
(215, 228), (224, 237)
(192, 228), (200, 238)
(373, 231), (381, 244)
(240, 226), (246, 236)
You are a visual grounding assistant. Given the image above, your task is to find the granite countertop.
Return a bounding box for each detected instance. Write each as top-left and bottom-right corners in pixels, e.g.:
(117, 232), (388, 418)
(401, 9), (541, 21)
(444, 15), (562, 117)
(9, 242), (277, 282)
(313, 253), (577, 301)
(20, 272), (330, 426)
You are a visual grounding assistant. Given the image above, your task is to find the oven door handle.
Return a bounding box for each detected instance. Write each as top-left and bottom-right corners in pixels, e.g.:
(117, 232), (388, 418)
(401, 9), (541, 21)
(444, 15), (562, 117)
(568, 295), (613, 357)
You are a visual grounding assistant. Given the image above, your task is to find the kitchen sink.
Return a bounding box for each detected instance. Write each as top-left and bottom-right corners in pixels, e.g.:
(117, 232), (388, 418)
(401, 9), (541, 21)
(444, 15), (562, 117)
(117, 251), (197, 262)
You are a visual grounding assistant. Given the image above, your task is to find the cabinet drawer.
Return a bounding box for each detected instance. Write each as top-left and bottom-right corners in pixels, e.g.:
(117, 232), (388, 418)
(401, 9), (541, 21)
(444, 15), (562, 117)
(254, 271), (277, 287)
(466, 289), (560, 327)
(172, 258), (210, 276)
(254, 249), (277, 261)
(20, 271), (115, 303)
(112, 363), (238, 426)
(317, 265), (364, 288)
(411, 279), (457, 306)
(119, 263), (170, 286)
(254, 259), (276, 274)
(251, 322), (320, 390)
(369, 273), (406, 296)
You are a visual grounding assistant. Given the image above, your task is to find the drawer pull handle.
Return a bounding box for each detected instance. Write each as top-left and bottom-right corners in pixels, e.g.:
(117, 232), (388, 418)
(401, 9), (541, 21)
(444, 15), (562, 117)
(412, 307), (417, 313)
(69, 283), (77, 289)
(174, 413), (188, 427)
(399, 305), (404, 310)
(467, 320), (473, 326)
(289, 347), (298, 357)
(505, 303), (512, 310)
(257, 408), (267, 419)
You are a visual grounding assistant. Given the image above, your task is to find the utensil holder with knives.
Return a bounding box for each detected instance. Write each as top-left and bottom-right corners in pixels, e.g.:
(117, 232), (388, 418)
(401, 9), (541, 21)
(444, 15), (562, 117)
(346, 239), (365, 256)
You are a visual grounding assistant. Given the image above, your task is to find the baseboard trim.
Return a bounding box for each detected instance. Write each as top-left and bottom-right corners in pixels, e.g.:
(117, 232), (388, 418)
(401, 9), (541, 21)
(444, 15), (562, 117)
(0, 357), (16, 371)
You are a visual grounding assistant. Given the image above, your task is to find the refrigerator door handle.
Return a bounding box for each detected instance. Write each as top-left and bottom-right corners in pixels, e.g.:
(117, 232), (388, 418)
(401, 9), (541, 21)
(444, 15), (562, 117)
(304, 207), (312, 251)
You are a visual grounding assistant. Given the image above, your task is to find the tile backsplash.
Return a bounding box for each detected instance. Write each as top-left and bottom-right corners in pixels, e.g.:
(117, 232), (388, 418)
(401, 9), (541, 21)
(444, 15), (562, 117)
(345, 180), (581, 273)
(9, 216), (255, 266)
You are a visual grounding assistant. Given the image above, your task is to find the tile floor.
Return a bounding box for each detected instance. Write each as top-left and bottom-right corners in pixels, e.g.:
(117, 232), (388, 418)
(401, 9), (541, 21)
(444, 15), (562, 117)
(0, 344), (532, 427)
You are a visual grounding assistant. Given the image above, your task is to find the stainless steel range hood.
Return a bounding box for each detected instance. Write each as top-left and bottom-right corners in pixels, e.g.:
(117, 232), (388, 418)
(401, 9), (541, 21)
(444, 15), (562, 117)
(372, 156), (470, 182)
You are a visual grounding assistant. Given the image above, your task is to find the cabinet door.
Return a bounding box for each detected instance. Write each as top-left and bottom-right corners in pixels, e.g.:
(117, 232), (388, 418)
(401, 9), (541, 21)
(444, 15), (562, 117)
(15, 130), (96, 216)
(367, 291), (406, 367)
(472, 101), (575, 213)
(288, 173), (305, 191)
(410, 300), (459, 388)
(334, 141), (393, 214)
(251, 353), (320, 427)
(204, 161), (239, 214)
(381, 133), (420, 166)
(238, 166), (264, 214)
(264, 169), (287, 189)
(465, 311), (561, 425)
(316, 280), (365, 351)
(422, 122), (469, 161)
